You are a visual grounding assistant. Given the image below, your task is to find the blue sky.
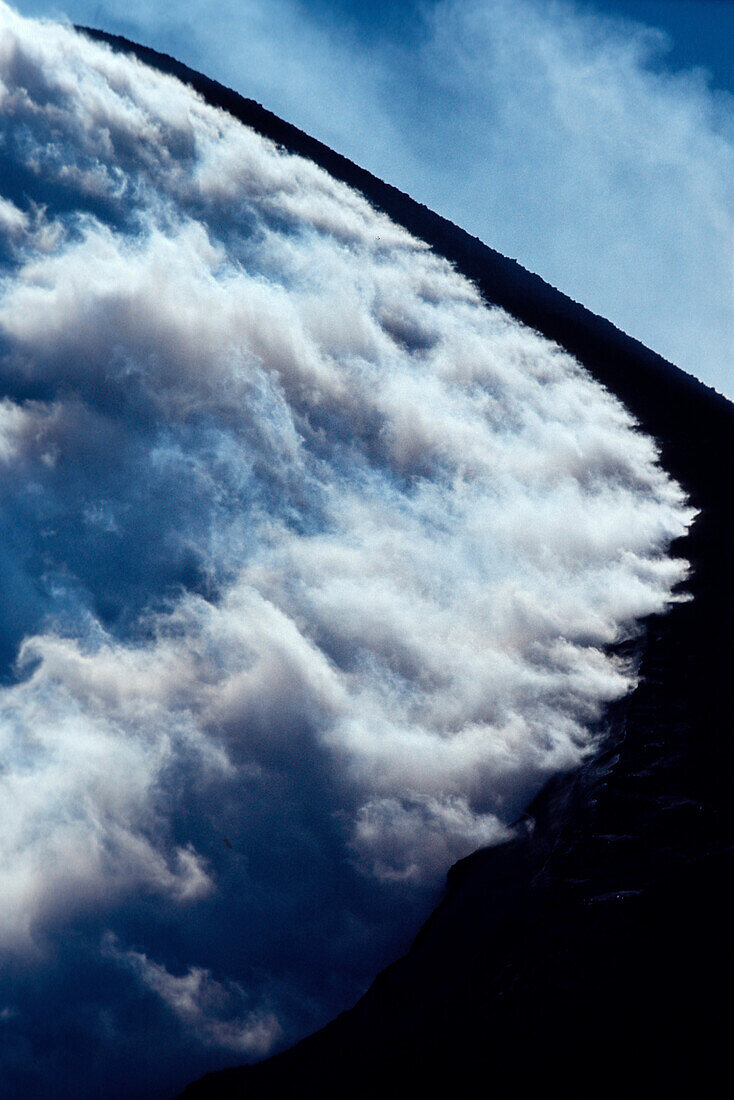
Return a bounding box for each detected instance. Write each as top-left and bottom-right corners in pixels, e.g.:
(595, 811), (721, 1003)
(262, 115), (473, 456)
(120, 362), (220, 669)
(594, 1), (734, 91)
(311, 0), (734, 94)
(11, 0), (734, 392)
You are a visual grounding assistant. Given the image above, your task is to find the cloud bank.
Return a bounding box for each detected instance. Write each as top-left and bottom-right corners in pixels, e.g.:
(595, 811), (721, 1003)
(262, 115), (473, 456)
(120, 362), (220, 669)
(0, 5), (693, 1096)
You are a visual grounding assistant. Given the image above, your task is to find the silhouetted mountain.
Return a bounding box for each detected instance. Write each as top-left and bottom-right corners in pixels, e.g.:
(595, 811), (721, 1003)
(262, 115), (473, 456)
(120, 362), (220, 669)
(79, 29), (734, 1099)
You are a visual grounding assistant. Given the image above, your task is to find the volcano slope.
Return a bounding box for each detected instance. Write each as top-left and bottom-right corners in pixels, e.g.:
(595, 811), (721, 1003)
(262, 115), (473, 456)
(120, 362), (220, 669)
(70, 29), (734, 1100)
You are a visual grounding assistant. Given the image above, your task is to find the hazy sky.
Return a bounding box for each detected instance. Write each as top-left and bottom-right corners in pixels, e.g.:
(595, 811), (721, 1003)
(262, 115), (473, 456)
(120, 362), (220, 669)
(11, 0), (734, 395)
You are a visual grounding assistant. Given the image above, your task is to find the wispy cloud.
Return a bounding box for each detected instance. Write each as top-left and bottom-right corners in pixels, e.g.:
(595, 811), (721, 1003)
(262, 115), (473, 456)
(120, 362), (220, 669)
(105, 934), (281, 1055)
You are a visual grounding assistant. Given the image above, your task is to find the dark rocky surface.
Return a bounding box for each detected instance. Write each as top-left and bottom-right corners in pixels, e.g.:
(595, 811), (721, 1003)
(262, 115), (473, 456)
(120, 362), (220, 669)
(78, 29), (734, 1099)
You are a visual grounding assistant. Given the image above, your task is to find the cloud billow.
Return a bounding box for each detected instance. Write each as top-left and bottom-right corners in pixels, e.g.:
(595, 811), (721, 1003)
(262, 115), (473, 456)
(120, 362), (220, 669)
(0, 5), (694, 1096)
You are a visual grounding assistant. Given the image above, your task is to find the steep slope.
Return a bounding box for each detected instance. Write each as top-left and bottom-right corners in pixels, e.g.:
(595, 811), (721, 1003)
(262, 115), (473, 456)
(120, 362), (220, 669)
(183, 510), (734, 1096)
(179, 338), (733, 1095)
(78, 30), (734, 1100)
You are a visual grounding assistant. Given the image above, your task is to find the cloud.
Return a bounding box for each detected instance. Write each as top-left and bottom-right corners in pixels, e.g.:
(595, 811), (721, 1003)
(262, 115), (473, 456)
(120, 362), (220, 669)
(105, 934), (281, 1055)
(414, 0), (734, 394)
(0, 4), (694, 1096)
(14, 0), (731, 393)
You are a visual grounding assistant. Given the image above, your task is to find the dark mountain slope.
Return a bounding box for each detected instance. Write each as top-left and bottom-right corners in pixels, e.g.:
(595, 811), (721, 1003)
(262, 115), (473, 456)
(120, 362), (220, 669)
(77, 30), (734, 1099)
(177, 517), (732, 1100)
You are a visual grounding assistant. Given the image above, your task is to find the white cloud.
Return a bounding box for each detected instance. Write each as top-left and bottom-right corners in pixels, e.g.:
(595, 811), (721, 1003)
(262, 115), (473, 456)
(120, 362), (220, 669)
(0, 0), (693, 944)
(350, 794), (512, 884)
(0, 4), (695, 1094)
(105, 935), (281, 1055)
